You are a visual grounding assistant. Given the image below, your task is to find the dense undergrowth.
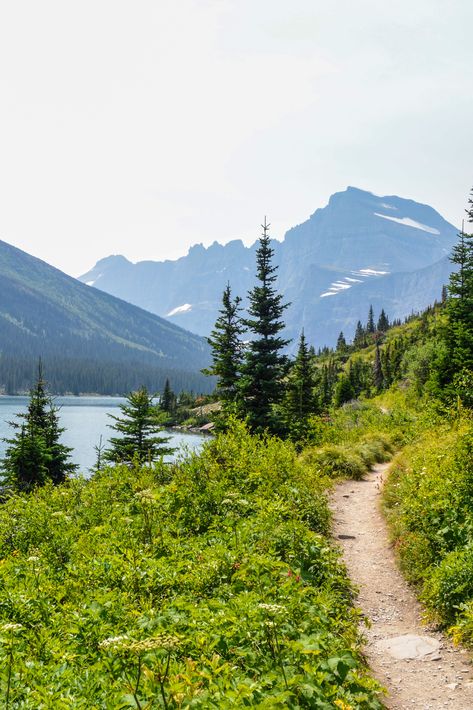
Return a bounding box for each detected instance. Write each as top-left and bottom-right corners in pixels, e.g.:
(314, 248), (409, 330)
(383, 402), (473, 647)
(0, 421), (382, 709)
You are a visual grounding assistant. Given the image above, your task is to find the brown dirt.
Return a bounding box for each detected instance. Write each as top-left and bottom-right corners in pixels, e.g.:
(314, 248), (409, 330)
(330, 463), (473, 709)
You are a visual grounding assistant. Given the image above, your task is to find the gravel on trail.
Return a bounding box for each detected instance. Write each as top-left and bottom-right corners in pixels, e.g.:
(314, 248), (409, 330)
(330, 463), (473, 709)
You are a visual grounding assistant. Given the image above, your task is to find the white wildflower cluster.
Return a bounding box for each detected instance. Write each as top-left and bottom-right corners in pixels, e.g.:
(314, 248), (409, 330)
(99, 634), (179, 654)
(98, 635), (129, 651)
(27, 556), (40, 563)
(258, 603), (285, 615)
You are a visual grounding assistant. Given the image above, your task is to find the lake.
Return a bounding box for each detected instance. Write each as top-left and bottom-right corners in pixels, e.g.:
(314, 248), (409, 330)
(0, 396), (207, 474)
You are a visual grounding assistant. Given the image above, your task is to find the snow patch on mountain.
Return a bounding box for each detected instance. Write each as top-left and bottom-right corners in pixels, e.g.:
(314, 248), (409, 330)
(374, 212), (440, 235)
(321, 267), (390, 298)
(320, 280), (353, 298)
(167, 303), (192, 317)
(357, 268), (390, 276)
(85, 274), (102, 286)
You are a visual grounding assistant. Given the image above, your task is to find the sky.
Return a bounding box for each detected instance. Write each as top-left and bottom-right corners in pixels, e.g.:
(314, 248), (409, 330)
(0, 0), (472, 277)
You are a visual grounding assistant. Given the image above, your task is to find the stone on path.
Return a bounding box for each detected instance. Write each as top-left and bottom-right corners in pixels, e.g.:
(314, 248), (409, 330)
(375, 634), (440, 660)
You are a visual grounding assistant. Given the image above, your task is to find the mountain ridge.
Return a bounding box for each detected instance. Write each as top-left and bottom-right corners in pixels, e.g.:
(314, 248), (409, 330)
(79, 186), (459, 348)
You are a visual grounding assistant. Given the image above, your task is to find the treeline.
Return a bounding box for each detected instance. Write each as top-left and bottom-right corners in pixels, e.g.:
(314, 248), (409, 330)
(0, 354), (214, 396)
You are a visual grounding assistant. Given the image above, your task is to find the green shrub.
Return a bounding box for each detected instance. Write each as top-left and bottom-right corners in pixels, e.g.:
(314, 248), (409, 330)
(301, 444), (365, 480)
(422, 548), (473, 624)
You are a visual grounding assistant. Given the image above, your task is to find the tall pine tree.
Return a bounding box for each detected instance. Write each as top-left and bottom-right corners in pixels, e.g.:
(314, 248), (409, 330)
(336, 331), (348, 354)
(239, 218), (290, 432)
(377, 309), (390, 332)
(366, 305), (375, 334)
(444, 210), (473, 376)
(1, 361), (76, 491)
(353, 320), (366, 348)
(203, 283), (244, 409)
(161, 378), (176, 414)
(283, 330), (316, 442)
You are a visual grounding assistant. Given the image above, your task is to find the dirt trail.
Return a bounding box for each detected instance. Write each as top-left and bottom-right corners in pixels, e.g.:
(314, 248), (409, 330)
(330, 463), (473, 709)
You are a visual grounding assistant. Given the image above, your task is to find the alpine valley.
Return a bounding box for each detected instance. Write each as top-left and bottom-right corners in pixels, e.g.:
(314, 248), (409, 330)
(80, 187), (459, 349)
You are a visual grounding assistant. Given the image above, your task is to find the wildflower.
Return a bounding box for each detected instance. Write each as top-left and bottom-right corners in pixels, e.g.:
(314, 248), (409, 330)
(334, 701), (353, 710)
(295, 575), (301, 583)
(129, 635), (179, 653)
(27, 556), (40, 563)
(134, 489), (156, 501)
(287, 570), (293, 577)
(258, 603), (285, 615)
(1, 623), (23, 633)
(99, 635), (130, 651)
(99, 634), (179, 655)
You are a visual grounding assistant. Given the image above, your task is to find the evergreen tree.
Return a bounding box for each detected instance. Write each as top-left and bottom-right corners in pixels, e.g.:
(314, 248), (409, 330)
(333, 373), (355, 407)
(366, 305), (375, 334)
(284, 330), (316, 441)
(2, 425), (49, 493)
(353, 320), (366, 348)
(104, 387), (173, 465)
(318, 357), (340, 408)
(373, 341), (383, 391)
(444, 214), (473, 375)
(347, 358), (371, 397)
(239, 219), (290, 432)
(161, 378), (176, 414)
(1, 362), (76, 491)
(336, 331), (348, 354)
(377, 308), (390, 332)
(204, 283), (244, 407)
(44, 405), (77, 484)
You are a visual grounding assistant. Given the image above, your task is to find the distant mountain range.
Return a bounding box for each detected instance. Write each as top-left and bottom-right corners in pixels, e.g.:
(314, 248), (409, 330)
(0, 240), (212, 394)
(80, 187), (458, 349)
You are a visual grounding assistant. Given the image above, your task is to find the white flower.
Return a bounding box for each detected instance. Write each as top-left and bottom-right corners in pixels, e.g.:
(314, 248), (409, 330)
(1, 623), (23, 632)
(258, 603), (285, 614)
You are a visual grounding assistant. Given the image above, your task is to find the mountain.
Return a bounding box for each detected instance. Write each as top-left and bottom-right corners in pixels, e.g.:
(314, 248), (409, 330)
(79, 187), (459, 348)
(0, 239), (212, 394)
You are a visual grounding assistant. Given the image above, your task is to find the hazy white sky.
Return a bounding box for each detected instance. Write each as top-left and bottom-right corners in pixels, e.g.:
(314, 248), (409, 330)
(0, 0), (471, 276)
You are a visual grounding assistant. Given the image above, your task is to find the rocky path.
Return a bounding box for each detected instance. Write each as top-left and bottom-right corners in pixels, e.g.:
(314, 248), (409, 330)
(330, 463), (473, 709)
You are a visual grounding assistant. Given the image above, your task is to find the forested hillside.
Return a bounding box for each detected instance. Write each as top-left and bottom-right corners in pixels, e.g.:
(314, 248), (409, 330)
(0, 239), (212, 394)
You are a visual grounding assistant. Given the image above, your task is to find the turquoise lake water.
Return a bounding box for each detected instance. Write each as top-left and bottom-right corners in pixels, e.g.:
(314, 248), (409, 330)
(0, 396), (207, 474)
